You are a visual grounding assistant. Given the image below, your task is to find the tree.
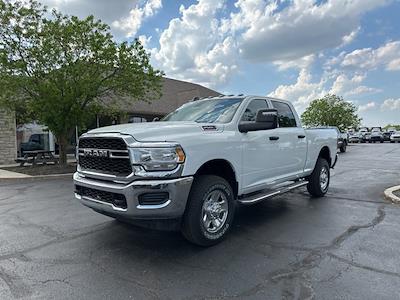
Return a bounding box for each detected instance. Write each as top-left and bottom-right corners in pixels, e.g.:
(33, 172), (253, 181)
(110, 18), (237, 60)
(383, 124), (400, 131)
(301, 94), (361, 132)
(0, 0), (163, 165)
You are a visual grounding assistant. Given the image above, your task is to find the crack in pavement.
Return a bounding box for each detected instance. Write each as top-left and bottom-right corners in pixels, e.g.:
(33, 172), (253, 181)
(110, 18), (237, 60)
(0, 221), (111, 262)
(86, 248), (168, 300)
(0, 265), (31, 298)
(204, 204), (387, 299)
(6, 213), (63, 239)
(327, 252), (400, 279)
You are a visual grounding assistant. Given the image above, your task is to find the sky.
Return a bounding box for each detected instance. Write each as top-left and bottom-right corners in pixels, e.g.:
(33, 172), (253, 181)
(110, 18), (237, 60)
(38, 0), (400, 126)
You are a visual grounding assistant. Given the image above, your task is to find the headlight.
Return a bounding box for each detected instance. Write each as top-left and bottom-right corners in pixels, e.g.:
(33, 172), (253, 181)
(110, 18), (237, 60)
(129, 146), (185, 171)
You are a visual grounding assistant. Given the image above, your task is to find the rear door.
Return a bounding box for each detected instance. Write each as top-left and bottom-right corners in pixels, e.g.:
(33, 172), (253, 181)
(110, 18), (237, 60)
(269, 100), (307, 179)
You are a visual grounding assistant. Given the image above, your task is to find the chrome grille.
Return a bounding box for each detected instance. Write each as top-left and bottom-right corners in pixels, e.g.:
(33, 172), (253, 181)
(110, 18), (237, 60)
(78, 137), (132, 176)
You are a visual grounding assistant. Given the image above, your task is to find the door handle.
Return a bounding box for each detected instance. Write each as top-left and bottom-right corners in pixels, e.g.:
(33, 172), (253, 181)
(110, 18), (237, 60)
(298, 135), (306, 139)
(269, 136), (279, 141)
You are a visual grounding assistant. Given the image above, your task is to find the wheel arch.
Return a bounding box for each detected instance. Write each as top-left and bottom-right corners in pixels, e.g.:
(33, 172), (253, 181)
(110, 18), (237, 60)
(318, 146), (332, 167)
(194, 159), (239, 198)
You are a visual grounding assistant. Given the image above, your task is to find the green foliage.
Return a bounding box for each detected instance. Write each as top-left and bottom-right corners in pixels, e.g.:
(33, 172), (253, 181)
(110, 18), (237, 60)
(301, 94), (361, 132)
(383, 124), (400, 131)
(0, 0), (163, 163)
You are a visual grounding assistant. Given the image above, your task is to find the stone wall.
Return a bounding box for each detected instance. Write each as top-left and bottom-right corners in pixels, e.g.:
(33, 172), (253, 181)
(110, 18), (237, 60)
(0, 109), (17, 165)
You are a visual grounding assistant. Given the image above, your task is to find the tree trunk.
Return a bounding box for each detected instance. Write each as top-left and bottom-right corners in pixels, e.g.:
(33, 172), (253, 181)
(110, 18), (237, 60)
(58, 135), (68, 166)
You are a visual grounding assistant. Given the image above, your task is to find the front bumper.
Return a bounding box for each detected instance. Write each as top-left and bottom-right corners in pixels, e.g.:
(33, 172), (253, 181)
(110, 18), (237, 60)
(370, 136), (383, 141)
(349, 137), (359, 142)
(73, 172), (193, 219)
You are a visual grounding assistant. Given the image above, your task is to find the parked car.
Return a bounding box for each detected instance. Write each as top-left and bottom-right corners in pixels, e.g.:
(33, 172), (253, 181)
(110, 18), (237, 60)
(370, 127), (384, 143)
(390, 131), (400, 143)
(359, 127), (370, 143)
(349, 132), (361, 143)
(335, 128), (348, 152)
(383, 131), (392, 142)
(20, 133), (46, 155)
(73, 95), (338, 246)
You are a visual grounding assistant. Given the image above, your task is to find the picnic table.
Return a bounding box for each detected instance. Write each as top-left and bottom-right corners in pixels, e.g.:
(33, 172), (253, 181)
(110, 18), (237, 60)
(15, 150), (58, 166)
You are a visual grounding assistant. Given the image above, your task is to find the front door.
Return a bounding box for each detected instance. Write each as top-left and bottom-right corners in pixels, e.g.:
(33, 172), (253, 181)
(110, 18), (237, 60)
(240, 99), (283, 193)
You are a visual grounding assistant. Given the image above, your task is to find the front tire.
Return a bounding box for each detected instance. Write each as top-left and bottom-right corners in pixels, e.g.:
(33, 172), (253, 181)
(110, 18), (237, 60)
(181, 175), (235, 246)
(307, 158), (330, 197)
(340, 143), (346, 153)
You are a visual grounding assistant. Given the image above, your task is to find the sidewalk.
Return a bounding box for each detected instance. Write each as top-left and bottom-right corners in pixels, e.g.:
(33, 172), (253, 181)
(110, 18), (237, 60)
(0, 169), (32, 179)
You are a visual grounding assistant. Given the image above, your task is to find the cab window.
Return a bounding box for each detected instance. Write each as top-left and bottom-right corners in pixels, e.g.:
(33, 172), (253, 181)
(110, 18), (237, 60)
(241, 99), (268, 122)
(271, 100), (297, 127)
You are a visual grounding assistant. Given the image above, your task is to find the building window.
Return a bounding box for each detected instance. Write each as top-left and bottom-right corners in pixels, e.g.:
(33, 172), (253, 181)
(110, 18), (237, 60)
(128, 116), (148, 123)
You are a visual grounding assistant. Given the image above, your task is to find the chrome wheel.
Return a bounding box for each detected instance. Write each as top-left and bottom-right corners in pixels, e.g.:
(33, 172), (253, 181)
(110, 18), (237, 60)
(201, 190), (228, 233)
(320, 166), (329, 191)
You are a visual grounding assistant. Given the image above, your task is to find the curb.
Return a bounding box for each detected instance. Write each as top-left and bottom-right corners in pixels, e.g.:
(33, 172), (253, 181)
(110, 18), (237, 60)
(384, 185), (400, 203)
(0, 173), (74, 183)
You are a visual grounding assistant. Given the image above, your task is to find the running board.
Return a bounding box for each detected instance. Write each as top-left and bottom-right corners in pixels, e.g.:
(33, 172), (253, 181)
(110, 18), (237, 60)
(238, 180), (309, 205)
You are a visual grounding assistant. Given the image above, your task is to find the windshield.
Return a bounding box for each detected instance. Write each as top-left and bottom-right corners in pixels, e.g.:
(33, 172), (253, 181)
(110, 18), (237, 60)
(371, 128), (381, 132)
(161, 98), (243, 123)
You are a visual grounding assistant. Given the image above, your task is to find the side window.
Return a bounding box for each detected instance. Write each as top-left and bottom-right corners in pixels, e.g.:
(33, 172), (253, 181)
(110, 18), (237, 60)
(241, 99), (268, 122)
(271, 101), (297, 127)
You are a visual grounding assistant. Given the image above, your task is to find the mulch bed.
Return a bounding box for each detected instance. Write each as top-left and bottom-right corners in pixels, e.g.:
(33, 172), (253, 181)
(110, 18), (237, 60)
(3, 163), (76, 176)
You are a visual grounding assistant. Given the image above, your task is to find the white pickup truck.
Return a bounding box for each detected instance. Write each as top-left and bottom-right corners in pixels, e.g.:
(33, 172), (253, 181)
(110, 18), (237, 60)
(74, 96), (338, 246)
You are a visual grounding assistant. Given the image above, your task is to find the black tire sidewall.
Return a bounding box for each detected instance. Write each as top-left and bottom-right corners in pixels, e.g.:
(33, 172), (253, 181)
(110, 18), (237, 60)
(182, 175), (235, 246)
(307, 158), (330, 197)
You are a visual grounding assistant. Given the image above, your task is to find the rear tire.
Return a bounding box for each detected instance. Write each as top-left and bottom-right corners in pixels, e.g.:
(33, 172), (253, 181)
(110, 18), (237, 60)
(307, 158), (330, 197)
(181, 175), (235, 246)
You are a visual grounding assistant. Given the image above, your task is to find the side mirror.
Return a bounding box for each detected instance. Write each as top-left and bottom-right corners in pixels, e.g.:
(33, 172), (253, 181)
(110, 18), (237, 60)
(239, 109), (278, 133)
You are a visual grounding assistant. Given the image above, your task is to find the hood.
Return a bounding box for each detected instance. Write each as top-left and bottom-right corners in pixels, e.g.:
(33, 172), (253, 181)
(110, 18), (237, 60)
(371, 131), (382, 136)
(86, 121), (224, 142)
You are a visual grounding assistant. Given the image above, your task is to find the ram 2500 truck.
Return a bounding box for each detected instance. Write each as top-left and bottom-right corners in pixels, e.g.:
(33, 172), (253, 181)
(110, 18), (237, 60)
(74, 96), (338, 246)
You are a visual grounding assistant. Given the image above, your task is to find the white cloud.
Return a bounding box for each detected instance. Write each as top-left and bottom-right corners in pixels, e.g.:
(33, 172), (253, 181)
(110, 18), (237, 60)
(138, 35), (152, 49)
(112, 0), (162, 38)
(341, 41), (400, 71)
(148, 0), (390, 88)
(150, 0), (238, 88)
(274, 55), (315, 71)
(381, 98), (400, 111)
(269, 67), (381, 112)
(346, 86), (382, 96)
(387, 58), (400, 71)
(228, 0), (389, 62)
(39, 0), (161, 39)
(358, 102), (376, 112)
(268, 69), (328, 112)
(329, 73), (381, 96)
(340, 27), (360, 47)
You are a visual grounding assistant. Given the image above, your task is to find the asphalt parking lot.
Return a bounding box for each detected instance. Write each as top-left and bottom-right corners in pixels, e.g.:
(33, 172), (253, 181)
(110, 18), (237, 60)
(1, 143), (400, 299)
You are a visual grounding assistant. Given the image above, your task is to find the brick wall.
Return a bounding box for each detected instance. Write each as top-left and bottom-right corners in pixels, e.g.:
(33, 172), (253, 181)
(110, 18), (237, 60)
(0, 109), (17, 165)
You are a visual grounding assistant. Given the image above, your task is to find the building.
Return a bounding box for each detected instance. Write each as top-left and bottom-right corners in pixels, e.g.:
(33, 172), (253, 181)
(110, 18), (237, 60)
(114, 77), (221, 123)
(0, 109), (17, 165)
(0, 78), (221, 164)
